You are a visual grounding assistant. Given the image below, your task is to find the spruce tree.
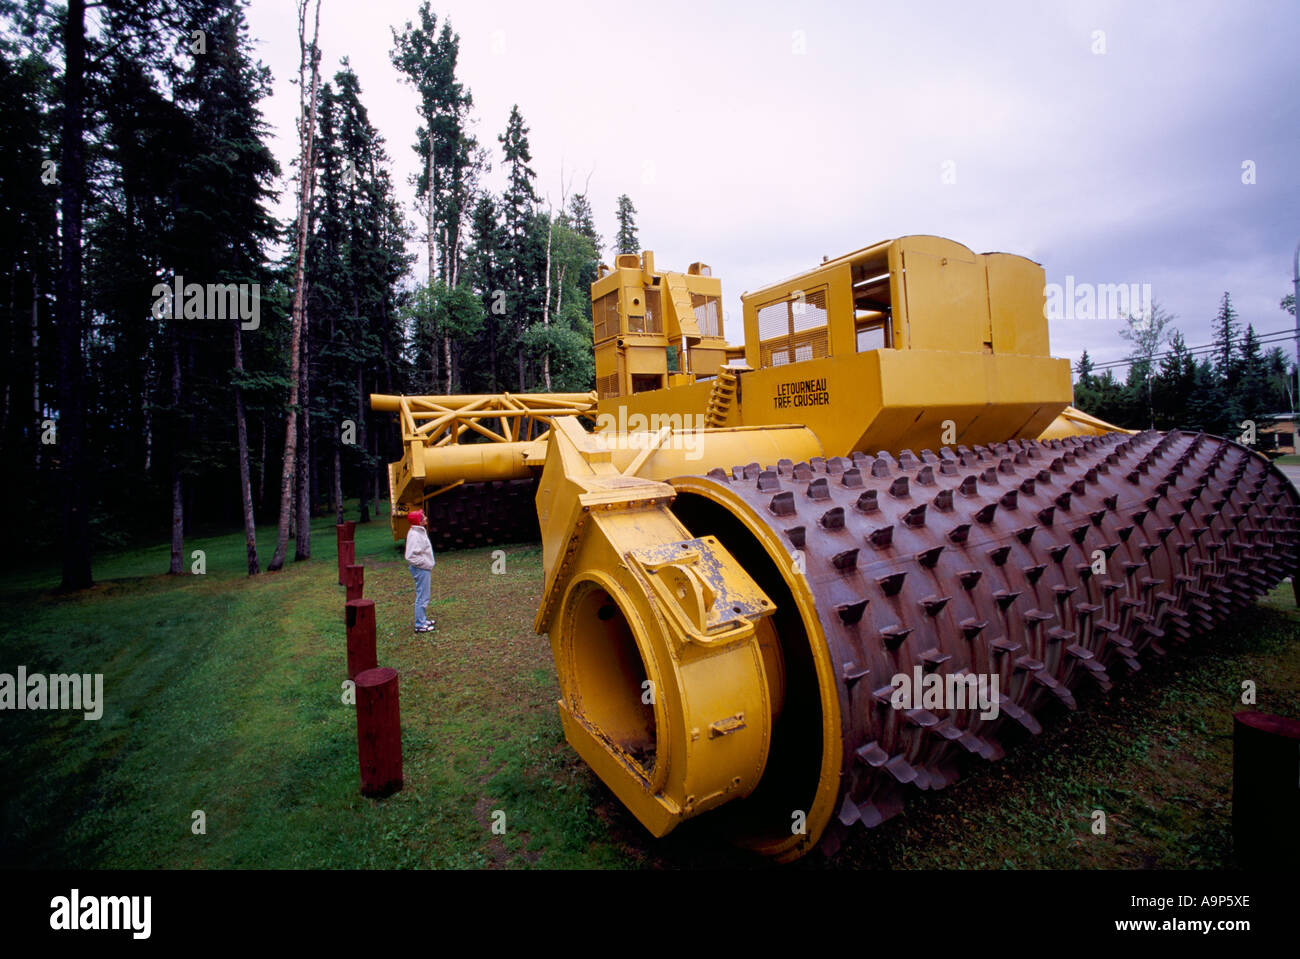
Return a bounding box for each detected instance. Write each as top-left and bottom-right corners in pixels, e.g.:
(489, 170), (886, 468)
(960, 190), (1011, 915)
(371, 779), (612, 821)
(1211, 292), (1240, 382)
(464, 194), (508, 391)
(172, 2), (280, 574)
(614, 194), (639, 255)
(1187, 358), (1229, 436)
(1154, 330), (1196, 429)
(498, 105), (539, 389)
(390, 3), (478, 285)
(1236, 324), (1268, 433)
(0, 31), (60, 553)
(1075, 350), (1094, 389)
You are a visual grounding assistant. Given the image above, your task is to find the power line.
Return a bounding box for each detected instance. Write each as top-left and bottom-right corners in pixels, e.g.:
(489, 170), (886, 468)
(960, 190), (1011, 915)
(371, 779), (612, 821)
(1082, 327), (1297, 374)
(1090, 332), (1296, 372)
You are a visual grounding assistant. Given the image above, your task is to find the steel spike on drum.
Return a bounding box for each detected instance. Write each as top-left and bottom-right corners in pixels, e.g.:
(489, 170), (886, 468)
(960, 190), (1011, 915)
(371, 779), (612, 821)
(592, 430), (1299, 860)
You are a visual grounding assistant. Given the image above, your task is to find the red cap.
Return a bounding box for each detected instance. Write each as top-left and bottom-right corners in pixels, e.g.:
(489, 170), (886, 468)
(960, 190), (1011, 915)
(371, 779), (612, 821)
(407, 510), (424, 526)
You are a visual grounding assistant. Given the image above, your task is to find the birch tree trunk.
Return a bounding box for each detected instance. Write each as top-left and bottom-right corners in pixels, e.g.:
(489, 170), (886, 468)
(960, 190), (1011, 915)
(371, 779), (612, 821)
(443, 330), (452, 393)
(233, 317), (259, 575)
(542, 214), (552, 390)
(426, 147), (440, 392)
(269, 0), (322, 571)
(426, 147), (436, 280)
(295, 323), (311, 560)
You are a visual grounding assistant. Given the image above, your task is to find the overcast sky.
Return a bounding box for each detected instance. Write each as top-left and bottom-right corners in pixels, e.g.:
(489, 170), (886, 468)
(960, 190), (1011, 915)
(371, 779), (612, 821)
(243, 0), (1300, 374)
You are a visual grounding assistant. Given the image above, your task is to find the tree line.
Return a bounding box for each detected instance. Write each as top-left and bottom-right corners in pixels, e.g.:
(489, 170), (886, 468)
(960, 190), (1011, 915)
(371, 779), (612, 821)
(1073, 292), (1297, 440)
(0, 0), (644, 586)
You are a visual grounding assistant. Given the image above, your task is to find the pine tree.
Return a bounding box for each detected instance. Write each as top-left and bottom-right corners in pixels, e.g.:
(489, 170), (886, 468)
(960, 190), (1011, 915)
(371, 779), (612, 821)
(32, 0), (222, 585)
(569, 193), (602, 250)
(390, 4), (482, 392)
(1073, 369), (1128, 427)
(1236, 324), (1268, 432)
(1263, 346), (1294, 414)
(53, 0), (93, 587)
(0, 29), (60, 553)
(308, 78), (348, 522)
(390, 3), (478, 285)
(614, 194), (639, 255)
(172, 2), (280, 574)
(464, 195), (507, 391)
(498, 105), (539, 389)
(1075, 350), (1093, 389)
(1208, 292), (1242, 430)
(1211, 292), (1240, 382)
(336, 61), (404, 521)
(1186, 358), (1229, 436)
(567, 192), (603, 291)
(1154, 330), (1196, 429)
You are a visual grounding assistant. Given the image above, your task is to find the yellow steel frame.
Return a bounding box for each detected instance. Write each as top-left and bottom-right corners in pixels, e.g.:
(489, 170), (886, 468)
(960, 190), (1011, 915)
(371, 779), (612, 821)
(370, 392), (597, 537)
(373, 392), (597, 449)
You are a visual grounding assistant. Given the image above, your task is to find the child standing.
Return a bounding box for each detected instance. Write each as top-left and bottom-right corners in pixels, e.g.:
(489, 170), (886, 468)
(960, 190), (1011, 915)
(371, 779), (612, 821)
(404, 509), (436, 633)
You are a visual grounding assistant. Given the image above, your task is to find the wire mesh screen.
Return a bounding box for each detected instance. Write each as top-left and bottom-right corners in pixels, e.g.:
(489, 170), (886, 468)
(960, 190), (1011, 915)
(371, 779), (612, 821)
(592, 292), (620, 342)
(757, 288), (829, 368)
(643, 289), (663, 335)
(691, 293), (722, 337)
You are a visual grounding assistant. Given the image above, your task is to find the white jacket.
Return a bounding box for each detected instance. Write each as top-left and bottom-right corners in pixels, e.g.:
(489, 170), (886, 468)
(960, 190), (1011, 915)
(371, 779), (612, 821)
(404, 525), (435, 570)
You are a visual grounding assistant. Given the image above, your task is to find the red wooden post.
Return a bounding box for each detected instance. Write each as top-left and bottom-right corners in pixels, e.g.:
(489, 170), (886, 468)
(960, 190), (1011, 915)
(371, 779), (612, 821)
(337, 540), (355, 585)
(355, 666), (403, 798)
(344, 564), (364, 601)
(336, 523), (357, 584)
(1233, 710), (1300, 867)
(345, 599), (377, 680)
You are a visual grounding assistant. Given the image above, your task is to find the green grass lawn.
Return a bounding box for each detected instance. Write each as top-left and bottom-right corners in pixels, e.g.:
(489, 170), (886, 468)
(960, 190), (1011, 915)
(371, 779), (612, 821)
(2, 507), (1298, 869)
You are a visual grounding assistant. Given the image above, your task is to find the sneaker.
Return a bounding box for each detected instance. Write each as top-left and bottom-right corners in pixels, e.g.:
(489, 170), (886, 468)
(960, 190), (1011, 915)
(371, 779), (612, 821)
(414, 623), (434, 633)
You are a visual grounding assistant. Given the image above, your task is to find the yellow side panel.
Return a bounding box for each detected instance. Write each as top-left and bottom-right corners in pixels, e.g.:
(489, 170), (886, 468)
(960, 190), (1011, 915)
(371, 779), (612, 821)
(986, 253), (1050, 357)
(822, 263), (856, 359)
(691, 348), (726, 376)
(594, 341), (619, 380)
(898, 238), (990, 353)
(627, 345), (668, 375)
(624, 282), (647, 320)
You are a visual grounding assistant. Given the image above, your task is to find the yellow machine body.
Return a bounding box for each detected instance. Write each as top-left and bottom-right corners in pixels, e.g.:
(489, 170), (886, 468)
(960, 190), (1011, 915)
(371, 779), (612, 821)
(364, 235), (1282, 866)
(596, 236), (1080, 455)
(590, 251), (731, 400)
(374, 236), (1121, 541)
